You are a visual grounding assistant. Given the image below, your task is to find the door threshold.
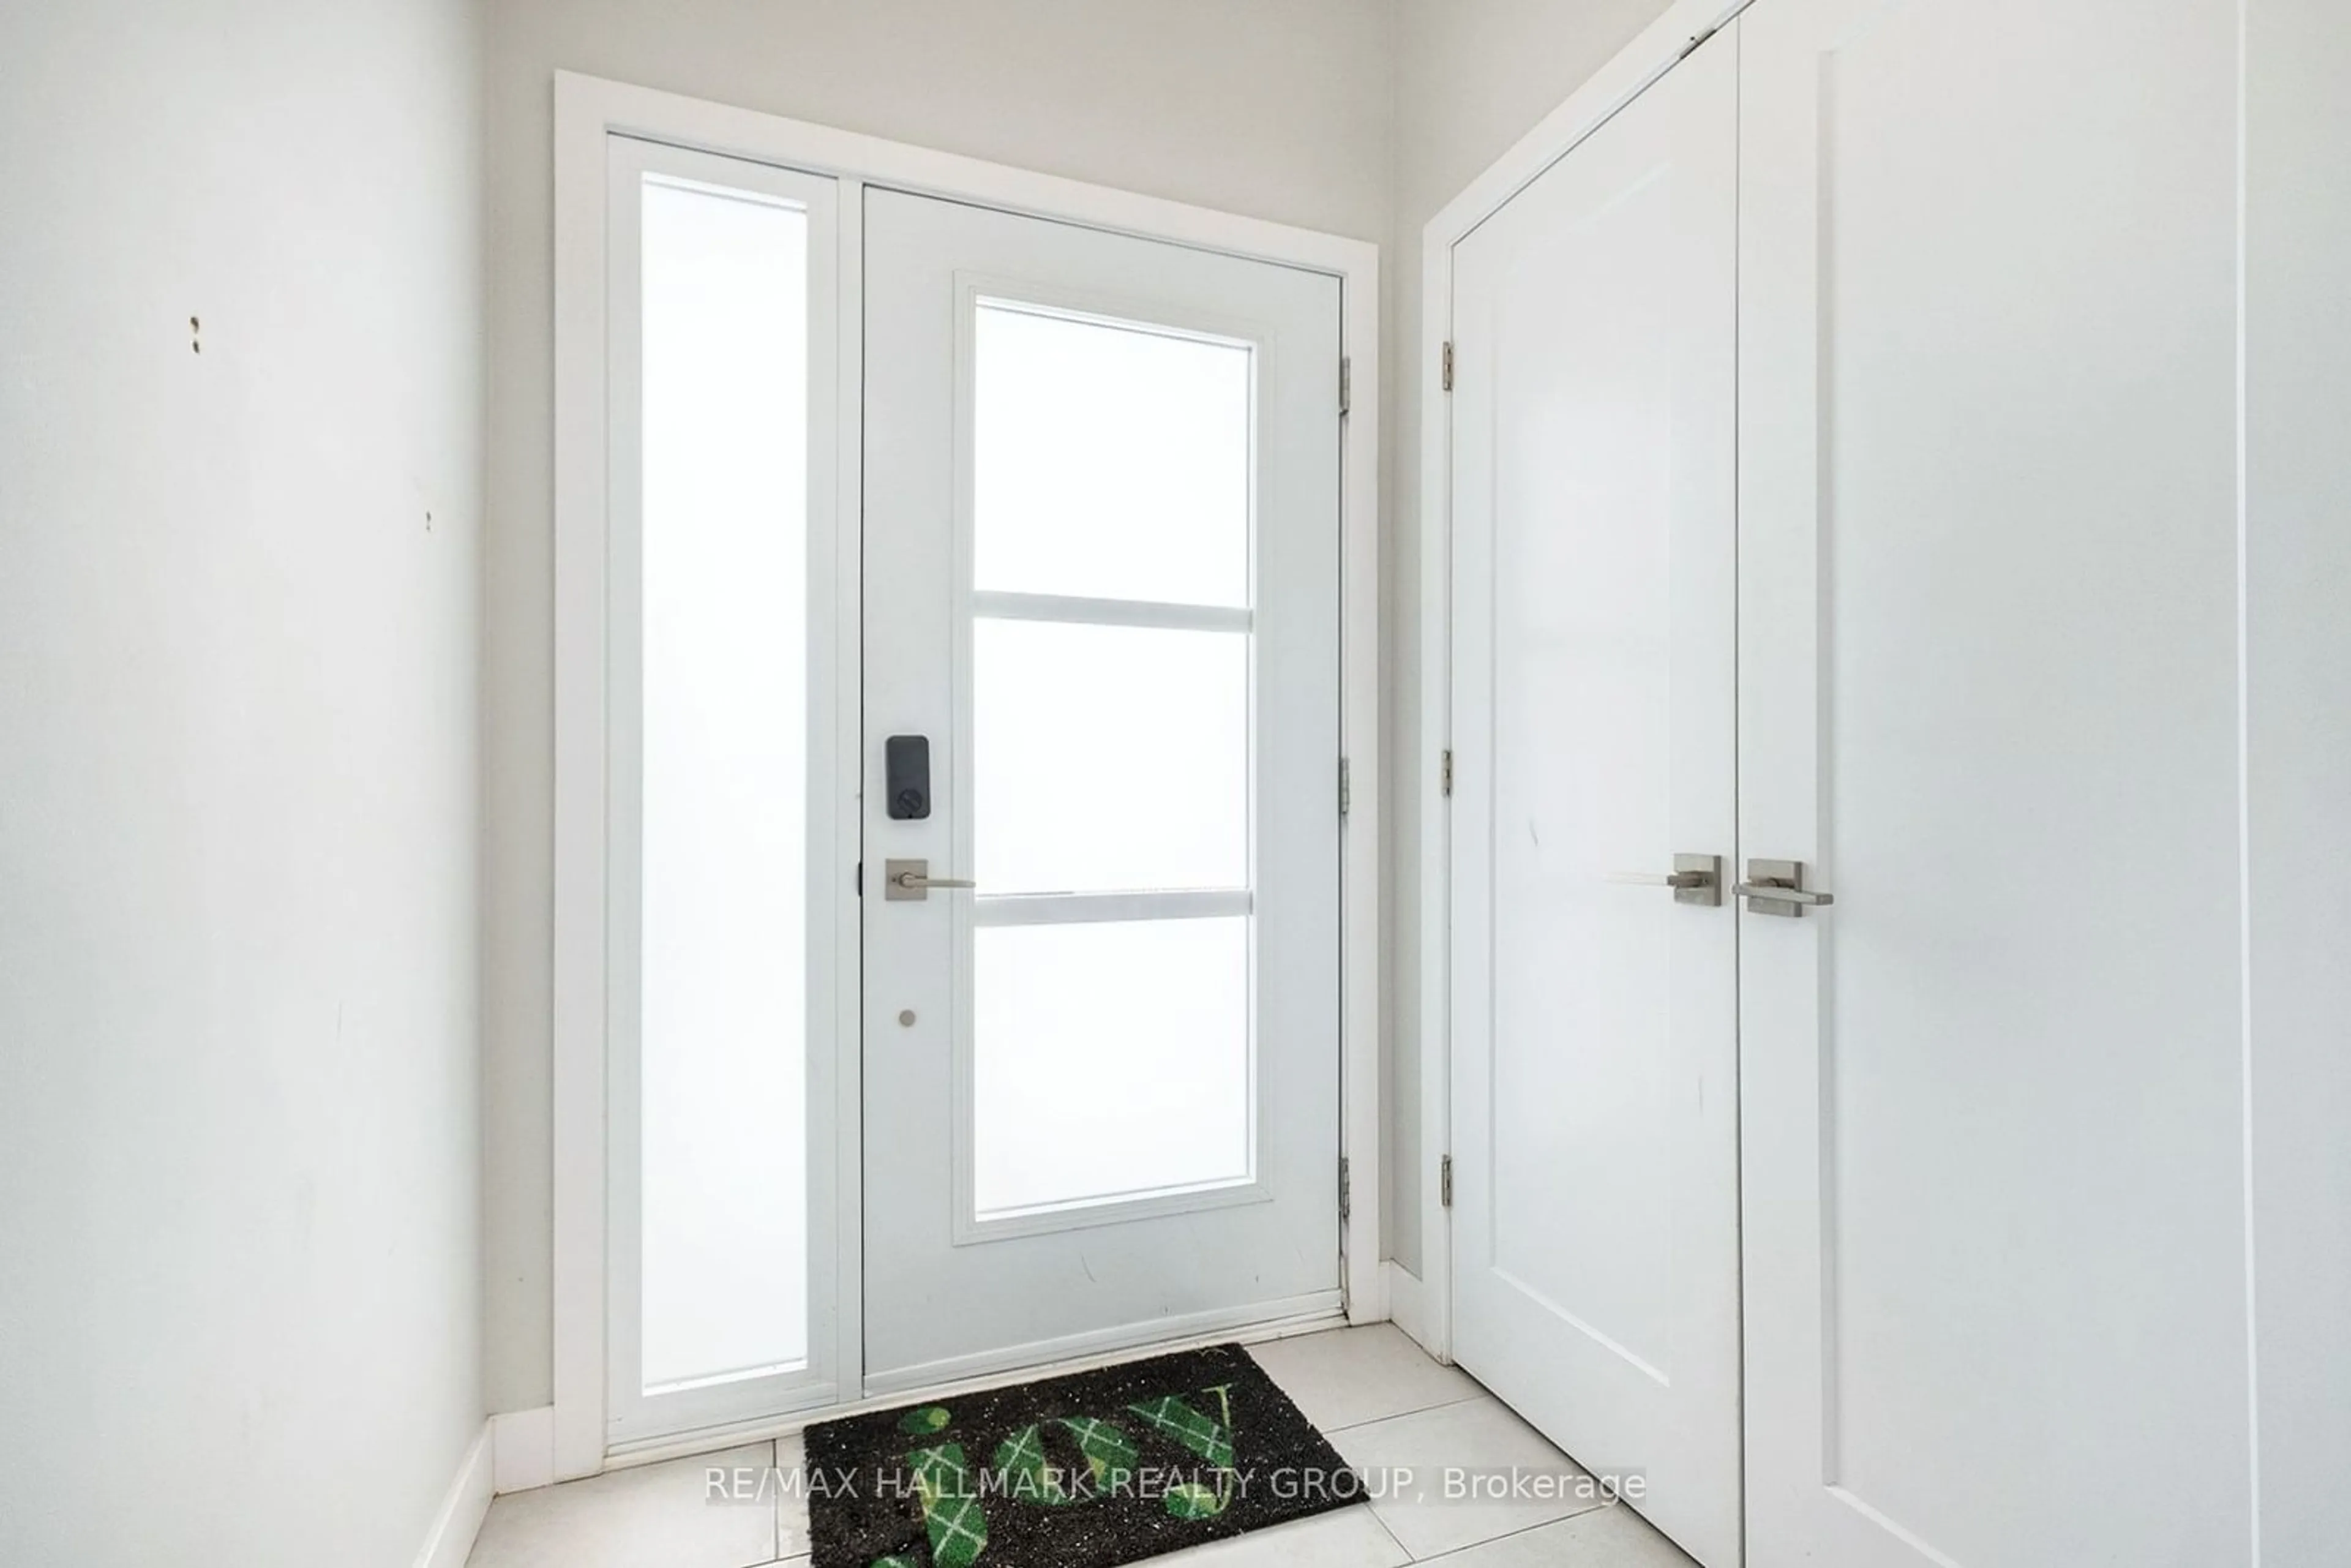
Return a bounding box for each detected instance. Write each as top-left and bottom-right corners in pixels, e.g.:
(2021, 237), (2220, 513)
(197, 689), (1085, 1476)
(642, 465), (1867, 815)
(601, 1292), (1346, 1472)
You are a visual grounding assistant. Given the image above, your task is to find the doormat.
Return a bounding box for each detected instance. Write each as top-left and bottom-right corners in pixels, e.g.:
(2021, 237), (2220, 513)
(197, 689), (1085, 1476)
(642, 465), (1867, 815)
(804, 1343), (1360, 1568)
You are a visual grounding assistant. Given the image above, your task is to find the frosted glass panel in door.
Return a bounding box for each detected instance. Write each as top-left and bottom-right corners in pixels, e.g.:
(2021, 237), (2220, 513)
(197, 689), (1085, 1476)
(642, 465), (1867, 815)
(973, 619), (1248, 894)
(973, 300), (1252, 606)
(962, 293), (1262, 1235)
(973, 917), (1253, 1219)
(637, 174), (809, 1392)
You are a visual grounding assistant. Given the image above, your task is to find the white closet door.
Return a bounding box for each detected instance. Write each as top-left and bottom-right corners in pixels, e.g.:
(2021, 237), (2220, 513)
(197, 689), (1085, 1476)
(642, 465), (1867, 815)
(1449, 30), (1739, 1567)
(1738, 1), (2252, 1564)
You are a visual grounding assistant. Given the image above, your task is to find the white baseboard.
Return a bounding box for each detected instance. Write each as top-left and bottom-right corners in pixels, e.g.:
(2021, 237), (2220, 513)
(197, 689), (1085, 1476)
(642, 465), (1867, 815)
(492, 1406), (558, 1495)
(1347, 1254), (1393, 1324)
(413, 1422), (494, 1568)
(1386, 1260), (1444, 1361)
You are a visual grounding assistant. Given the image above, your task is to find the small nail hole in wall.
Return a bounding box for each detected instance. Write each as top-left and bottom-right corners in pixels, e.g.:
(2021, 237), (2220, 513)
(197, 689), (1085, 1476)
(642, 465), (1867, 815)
(190, 315), (200, 353)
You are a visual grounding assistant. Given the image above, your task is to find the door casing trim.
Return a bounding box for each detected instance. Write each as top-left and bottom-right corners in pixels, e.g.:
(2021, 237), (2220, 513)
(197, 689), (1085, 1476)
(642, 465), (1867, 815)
(552, 69), (1382, 1481)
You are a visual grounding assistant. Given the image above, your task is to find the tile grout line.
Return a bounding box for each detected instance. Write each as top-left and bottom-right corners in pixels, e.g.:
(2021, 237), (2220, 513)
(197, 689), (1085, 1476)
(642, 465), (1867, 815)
(1361, 1502), (1415, 1564)
(1403, 1498), (1628, 1564)
(1318, 1389), (1492, 1436)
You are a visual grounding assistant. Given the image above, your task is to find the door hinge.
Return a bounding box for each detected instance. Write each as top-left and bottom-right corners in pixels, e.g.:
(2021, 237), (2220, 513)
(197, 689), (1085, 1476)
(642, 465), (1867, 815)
(1441, 748), (1454, 797)
(1338, 757), (1352, 819)
(1338, 1157), (1352, 1222)
(1441, 340), (1455, 392)
(1339, 356), (1352, 416)
(854, 860), (863, 896)
(1440, 1155), (1454, 1209)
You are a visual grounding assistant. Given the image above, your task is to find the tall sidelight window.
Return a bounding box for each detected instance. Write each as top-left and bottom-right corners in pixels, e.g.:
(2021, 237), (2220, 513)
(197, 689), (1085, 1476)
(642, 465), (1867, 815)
(966, 298), (1259, 1224)
(631, 169), (811, 1397)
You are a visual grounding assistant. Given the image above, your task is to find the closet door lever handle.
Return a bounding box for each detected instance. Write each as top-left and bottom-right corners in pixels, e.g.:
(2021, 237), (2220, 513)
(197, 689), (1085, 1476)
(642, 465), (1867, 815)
(1603, 853), (1722, 906)
(1735, 859), (1835, 917)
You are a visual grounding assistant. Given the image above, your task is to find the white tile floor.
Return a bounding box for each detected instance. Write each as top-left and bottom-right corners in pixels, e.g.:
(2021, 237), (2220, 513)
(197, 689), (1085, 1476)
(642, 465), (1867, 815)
(465, 1325), (1696, 1568)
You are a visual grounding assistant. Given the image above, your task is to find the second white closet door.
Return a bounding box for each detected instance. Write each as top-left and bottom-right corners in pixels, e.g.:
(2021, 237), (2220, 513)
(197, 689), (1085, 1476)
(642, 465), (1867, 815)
(1449, 29), (1740, 1568)
(1738, 0), (2253, 1564)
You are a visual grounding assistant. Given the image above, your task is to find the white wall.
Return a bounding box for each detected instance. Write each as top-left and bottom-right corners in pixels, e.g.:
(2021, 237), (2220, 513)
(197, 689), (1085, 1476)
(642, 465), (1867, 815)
(1381, 0), (1674, 1275)
(2246, 0), (2351, 1557)
(481, 0), (1396, 1415)
(0, 2), (484, 1563)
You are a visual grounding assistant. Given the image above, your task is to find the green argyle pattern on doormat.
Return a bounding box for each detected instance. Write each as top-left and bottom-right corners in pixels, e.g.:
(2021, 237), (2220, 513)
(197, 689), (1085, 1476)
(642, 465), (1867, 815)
(992, 1416), (1142, 1505)
(907, 1443), (987, 1568)
(1124, 1384), (1235, 1468)
(1059, 1416), (1142, 1492)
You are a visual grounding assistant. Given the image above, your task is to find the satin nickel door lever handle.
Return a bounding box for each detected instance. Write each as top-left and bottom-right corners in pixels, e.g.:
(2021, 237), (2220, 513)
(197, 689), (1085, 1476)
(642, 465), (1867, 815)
(1603, 853), (1723, 906)
(883, 858), (977, 901)
(1736, 858), (1835, 917)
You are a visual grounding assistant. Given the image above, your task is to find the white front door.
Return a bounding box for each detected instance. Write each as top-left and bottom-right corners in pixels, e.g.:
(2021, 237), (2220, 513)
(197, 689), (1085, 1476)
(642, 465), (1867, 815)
(1447, 30), (1741, 1568)
(1738, 0), (2252, 1563)
(861, 189), (1344, 1390)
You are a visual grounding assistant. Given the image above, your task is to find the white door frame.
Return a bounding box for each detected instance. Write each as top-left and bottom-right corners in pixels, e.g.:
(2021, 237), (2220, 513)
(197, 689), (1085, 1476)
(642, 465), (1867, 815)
(552, 70), (1382, 1481)
(1410, 0), (1755, 1364)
